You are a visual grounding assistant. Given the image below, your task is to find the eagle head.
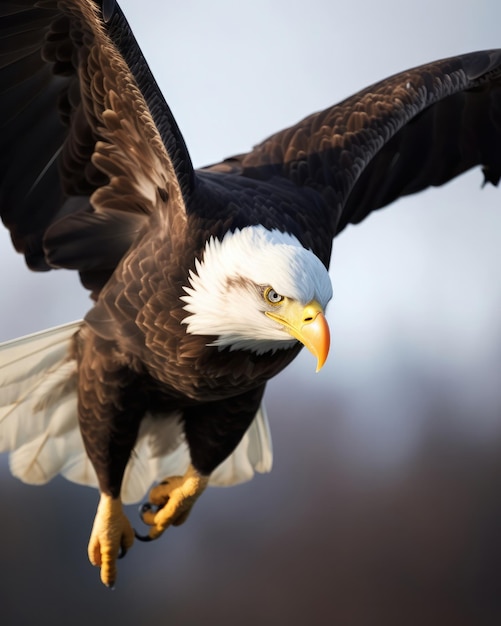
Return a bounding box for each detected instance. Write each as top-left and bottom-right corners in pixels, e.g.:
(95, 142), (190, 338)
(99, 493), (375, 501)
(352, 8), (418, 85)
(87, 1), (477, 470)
(181, 226), (333, 370)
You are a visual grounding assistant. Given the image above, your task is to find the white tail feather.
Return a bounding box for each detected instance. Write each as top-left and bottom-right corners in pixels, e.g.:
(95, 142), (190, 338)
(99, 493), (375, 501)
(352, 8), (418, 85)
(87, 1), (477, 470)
(0, 322), (273, 504)
(210, 405), (273, 486)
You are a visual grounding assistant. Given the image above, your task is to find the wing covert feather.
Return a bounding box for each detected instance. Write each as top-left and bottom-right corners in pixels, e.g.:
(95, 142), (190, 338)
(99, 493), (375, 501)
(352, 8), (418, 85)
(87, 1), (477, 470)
(207, 50), (501, 236)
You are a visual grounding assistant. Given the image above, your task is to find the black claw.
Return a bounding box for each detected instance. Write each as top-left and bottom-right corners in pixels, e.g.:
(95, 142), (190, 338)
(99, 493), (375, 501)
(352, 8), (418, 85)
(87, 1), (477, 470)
(138, 501), (159, 519)
(135, 502), (159, 541)
(139, 502), (152, 515)
(118, 545), (128, 559)
(134, 529), (154, 542)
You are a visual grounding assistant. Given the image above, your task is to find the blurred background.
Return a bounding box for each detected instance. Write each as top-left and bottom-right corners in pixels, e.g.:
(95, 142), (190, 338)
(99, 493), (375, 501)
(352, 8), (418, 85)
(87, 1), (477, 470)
(2, 0), (501, 624)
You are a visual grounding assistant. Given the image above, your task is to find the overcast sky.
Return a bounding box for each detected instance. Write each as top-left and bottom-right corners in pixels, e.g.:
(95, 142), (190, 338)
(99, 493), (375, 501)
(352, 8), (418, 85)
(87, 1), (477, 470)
(2, 0), (501, 459)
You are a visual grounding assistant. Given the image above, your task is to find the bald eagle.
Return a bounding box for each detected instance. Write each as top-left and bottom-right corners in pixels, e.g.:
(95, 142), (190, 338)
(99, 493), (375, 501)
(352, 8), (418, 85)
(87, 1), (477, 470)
(1, 0), (500, 587)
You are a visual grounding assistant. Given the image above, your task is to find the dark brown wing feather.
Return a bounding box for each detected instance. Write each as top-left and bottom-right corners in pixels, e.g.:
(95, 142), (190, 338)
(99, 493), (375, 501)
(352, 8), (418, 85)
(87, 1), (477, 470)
(205, 50), (501, 237)
(0, 0), (191, 297)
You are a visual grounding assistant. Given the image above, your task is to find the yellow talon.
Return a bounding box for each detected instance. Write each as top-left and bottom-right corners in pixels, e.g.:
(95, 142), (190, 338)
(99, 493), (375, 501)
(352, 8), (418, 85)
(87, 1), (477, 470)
(88, 494), (134, 587)
(137, 464), (209, 541)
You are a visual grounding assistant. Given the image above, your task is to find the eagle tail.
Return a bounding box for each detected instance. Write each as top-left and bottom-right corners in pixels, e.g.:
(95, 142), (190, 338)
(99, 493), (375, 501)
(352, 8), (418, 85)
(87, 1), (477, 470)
(0, 322), (273, 504)
(209, 404), (273, 486)
(121, 404), (273, 504)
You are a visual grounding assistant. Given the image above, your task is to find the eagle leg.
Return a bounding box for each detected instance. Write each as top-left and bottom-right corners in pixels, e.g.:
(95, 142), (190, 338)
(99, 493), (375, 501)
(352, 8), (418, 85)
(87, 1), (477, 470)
(136, 464), (209, 541)
(88, 494), (135, 588)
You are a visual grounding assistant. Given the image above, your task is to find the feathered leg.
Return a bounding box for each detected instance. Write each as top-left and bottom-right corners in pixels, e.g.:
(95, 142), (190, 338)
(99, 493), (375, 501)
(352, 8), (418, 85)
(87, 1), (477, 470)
(76, 328), (145, 587)
(138, 386), (265, 540)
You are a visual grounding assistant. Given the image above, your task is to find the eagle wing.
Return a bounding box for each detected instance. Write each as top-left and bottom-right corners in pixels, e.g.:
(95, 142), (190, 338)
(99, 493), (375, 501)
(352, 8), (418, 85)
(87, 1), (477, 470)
(0, 0), (193, 297)
(206, 50), (501, 238)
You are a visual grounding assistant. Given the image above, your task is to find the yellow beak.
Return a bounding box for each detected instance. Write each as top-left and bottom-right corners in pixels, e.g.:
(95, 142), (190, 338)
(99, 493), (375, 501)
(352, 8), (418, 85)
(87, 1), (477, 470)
(266, 299), (330, 372)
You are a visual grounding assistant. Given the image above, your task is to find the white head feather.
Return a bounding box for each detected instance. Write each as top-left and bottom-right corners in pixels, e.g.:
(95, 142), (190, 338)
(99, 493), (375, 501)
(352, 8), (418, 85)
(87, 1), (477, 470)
(181, 226), (333, 354)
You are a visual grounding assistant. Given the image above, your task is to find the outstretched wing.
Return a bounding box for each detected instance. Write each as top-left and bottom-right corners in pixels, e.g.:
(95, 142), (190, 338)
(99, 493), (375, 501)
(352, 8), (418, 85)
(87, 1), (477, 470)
(206, 50), (501, 237)
(0, 0), (193, 297)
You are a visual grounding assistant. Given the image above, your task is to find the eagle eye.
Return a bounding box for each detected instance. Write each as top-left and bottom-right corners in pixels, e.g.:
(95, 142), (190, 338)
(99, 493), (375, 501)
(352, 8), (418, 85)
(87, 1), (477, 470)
(264, 287), (284, 305)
